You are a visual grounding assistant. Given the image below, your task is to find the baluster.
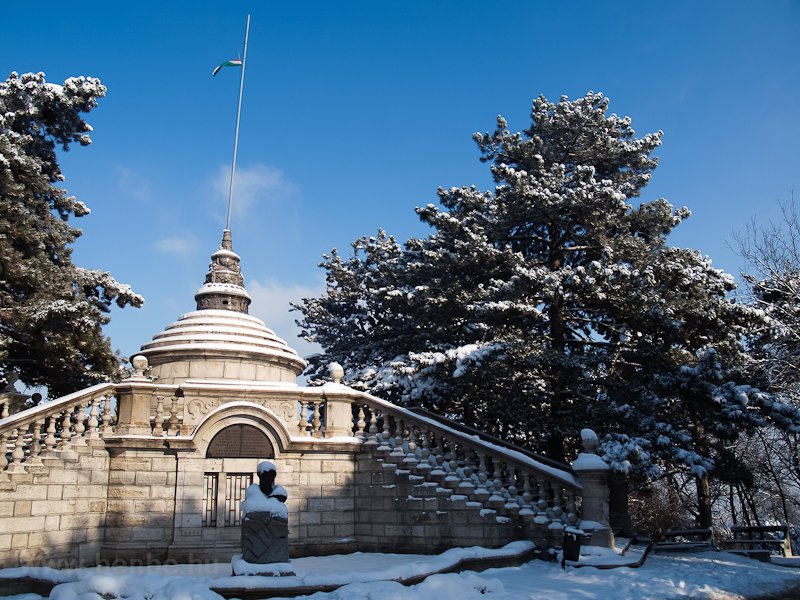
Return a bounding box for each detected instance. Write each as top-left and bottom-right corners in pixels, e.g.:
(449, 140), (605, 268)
(70, 403), (86, 447)
(534, 478), (551, 524)
(7, 428), (25, 473)
(536, 477), (547, 509)
(59, 408), (73, 450)
(355, 405), (366, 440)
(297, 400), (307, 434)
(519, 471), (534, 521)
(417, 429), (432, 471)
(434, 434), (446, 468)
(486, 457), (505, 508)
(377, 411), (392, 452)
(443, 442), (460, 489)
(318, 399), (327, 437)
(429, 433), (446, 477)
(85, 397), (100, 441)
(391, 418), (405, 456)
(43, 415), (58, 454)
(100, 396), (114, 436)
(444, 442), (455, 473)
(28, 420), (43, 466)
(153, 396), (165, 436)
(0, 428), (7, 472)
(363, 406), (378, 448)
(488, 456), (504, 502)
(536, 479), (552, 523)
(474, 451), (491, 500)
(504, 467), (521, 516)
(1, 401), (8, 419)
(492, 457), (503, 492)
(550, 485), (564, 524)
(565, 488), (579, 526)
(403, 425), (418, 466)
(311, 401), (321, 438)
(168, 397), (180, 436)
(0, 429), (7, 473)
(458, 451), (475, 494)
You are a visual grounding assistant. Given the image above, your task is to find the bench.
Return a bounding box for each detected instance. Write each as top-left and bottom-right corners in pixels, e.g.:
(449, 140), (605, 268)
(720, 524), (793, 559)
(653, 528), (715, 553)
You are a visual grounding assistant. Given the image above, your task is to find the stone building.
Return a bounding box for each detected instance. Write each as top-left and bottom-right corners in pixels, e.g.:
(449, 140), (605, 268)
(0, 231), (611, 567)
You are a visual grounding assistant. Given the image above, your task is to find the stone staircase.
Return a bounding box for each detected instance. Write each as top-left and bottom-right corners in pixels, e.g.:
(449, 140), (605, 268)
(344, 400), (590, 554)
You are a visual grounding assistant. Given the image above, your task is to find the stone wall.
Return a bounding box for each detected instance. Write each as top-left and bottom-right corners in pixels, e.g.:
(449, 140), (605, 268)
(102, 449), (178, 564)
(283, 453), (357, 556)
(0, 445), (109, 568)
(163, 451), (359, 563)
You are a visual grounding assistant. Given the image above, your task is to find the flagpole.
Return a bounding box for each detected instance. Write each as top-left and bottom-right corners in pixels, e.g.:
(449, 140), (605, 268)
(226, 14), (250, 231)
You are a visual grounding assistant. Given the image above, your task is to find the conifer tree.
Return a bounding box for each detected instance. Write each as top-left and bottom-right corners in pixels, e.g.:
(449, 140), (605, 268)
(296, 94), (799, 517)
(0, 71), (143, 397)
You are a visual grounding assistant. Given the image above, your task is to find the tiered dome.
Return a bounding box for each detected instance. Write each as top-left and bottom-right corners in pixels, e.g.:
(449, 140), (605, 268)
(136, 230), (306, 384)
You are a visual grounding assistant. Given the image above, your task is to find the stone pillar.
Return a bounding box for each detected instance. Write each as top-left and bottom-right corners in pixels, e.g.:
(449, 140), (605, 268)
(115, 356), (153, 436)
(320, 364), (356, 438)
(571, 428), (613, 548)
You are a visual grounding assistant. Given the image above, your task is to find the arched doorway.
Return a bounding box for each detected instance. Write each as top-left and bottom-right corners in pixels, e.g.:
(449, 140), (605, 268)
(201, 424), (275, 528)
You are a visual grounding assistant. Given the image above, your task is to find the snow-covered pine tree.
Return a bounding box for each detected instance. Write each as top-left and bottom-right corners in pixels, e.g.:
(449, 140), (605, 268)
(296, 94), (800, 524)
(0, 71), (143, 397)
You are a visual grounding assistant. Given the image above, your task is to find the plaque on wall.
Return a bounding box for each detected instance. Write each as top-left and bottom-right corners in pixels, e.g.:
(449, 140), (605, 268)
(206, 424), (275, 458)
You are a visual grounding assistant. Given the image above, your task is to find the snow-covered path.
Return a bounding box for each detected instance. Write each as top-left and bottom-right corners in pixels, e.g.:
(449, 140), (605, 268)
(3, 545), (800, 600)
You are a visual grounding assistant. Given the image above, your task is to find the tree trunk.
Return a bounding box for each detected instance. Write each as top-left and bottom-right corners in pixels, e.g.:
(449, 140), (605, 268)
(546, 225), (566, 464)
(696, 472), (712, 529)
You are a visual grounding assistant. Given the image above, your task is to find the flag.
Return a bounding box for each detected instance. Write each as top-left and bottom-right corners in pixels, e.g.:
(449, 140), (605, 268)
(212, 59), (243, 77)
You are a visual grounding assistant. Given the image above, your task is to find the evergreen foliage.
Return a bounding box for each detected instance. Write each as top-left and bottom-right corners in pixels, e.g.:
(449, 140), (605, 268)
(295, 93), (800, 488)
(0, 71), (143, 397)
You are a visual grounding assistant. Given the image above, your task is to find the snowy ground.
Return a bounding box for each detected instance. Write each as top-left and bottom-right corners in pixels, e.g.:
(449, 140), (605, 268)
(3, 543), (800, 600)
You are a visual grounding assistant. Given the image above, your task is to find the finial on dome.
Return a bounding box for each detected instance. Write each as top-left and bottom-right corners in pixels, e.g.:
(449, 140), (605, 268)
(194, 229), (252, 313)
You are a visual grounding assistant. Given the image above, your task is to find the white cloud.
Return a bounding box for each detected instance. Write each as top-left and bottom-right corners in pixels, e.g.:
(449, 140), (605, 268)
(115, 166), (151, 200)
(211, 162), (296, 221)
(247, 278), (322, 361)
(154, 235), (197, 256)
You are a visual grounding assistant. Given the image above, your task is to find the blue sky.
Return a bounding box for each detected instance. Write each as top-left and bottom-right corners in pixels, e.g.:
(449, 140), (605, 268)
(2, 1), (799, 363)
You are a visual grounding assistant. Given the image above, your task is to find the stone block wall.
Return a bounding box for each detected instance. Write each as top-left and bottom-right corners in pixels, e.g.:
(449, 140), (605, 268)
(0, 435), (576, 568)
(163, 450), (359, 563)
(103, 449), (178, 564)
(0, 445), (110, 568)
(284, 453), (357, 557)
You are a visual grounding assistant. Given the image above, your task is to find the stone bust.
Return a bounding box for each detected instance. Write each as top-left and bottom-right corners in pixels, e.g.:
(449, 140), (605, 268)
(256, 461), (287, 503)
(241, 461), (288, 522)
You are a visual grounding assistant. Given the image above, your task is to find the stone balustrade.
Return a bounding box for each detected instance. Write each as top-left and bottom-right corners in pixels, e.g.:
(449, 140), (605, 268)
(0, 382), (117, 476)
(330, 389), (584, 531)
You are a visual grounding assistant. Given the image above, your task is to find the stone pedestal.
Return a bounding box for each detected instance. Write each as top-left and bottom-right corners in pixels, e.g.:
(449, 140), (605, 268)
(241, 512), (291, 564)
(571, 428), (614, 548)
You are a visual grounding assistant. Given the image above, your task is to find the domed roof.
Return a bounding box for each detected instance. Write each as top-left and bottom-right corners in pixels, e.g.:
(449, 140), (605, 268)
(138, 309), (306, 375)
(135, 230), (307, 382)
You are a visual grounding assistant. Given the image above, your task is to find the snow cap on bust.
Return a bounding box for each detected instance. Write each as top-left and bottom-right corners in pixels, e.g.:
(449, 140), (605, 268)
(257, 461), (276, 474)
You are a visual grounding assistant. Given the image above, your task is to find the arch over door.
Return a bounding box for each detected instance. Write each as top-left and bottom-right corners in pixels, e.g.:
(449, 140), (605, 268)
(205, 424), (275, 458)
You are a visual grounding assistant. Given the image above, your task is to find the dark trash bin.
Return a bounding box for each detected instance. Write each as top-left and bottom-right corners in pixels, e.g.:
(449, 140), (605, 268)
(562, 527), (591, 568)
